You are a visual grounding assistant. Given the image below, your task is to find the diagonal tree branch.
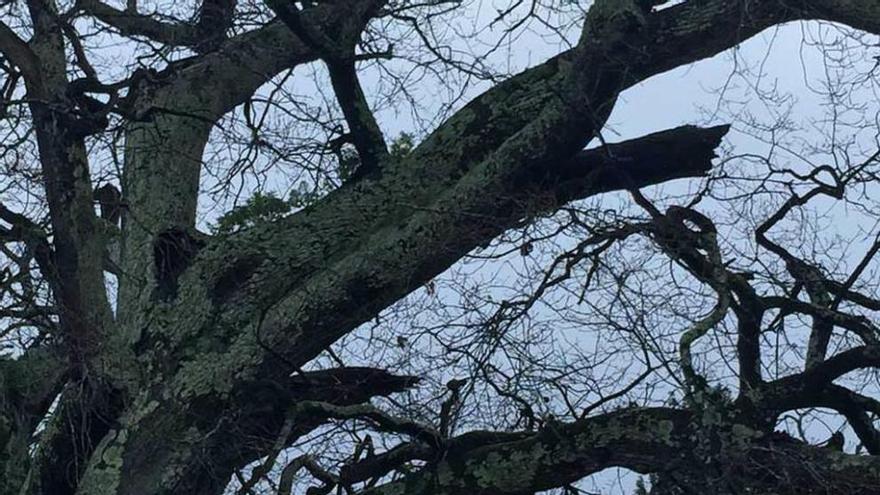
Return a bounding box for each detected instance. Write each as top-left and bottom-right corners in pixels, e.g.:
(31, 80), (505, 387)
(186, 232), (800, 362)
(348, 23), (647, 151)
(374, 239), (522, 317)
(757, 381), (880, 454)
(324, 59), (389, 177)
(265, 0), (389, 176)
(291, 401), (442, 446)
(87, 124), (730, 494)
(0, 20), (42, 93)
(73, 1), (880, 493)
(357, 407), (880, 495)
(76, 0), (200, 47)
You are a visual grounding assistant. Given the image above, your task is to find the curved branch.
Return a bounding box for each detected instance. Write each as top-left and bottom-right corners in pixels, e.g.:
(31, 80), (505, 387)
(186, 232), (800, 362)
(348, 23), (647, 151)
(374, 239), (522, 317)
(758, 382), (880, 454)
(822, 385), (880, 454)
(761, 346), (880, 418)
(800, 345), (880, 385)
(763, 296), (879, 346)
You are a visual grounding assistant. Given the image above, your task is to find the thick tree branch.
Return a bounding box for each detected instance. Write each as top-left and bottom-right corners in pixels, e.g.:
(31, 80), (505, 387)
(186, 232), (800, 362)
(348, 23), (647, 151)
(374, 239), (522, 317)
(15, 10), (131, 489)
(363, 407), (691, 494)
(74, 1), (880, 493)
(1, 346), (68, 494)
(83, 124), (729, 494)
(827, 280), (880, 311)
(757, 381), (880, 454)
(0, 21), (41, 92)
(759, 347), (880, 430)
(76, 0), (200, 47)
(821, 386), (880, 454)
(18, 0), (116, 375)
(277, 455), (337, 495)
(230, 367), (421, 449)
(140, 0), (384, 120)
(266, 0), (389, 174)
(292, 401), (442, 446)
(234, 367), (417, 494)
(358, 407), (880, 495)
(794, 345), (880, 385)
(608, 0), (880, 86)
(763, 296), (879, 346)
(115, 1), (388, 324)
(734, 286), (765, 391)
(0, 203), (56, 291)
(339, 443), (432, 485)
(324, 60), (389, 177)
(78, 0), (237, 51)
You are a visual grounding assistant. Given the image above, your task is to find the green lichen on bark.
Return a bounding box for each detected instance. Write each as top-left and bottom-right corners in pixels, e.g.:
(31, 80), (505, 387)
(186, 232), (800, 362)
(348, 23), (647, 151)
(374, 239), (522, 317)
(76, 428), (128, 495)
(467, 444), (548, 491)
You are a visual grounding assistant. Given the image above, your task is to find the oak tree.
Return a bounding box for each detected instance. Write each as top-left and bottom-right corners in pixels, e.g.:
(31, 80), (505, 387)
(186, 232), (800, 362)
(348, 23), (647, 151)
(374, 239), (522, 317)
(1, 0), (880, 494)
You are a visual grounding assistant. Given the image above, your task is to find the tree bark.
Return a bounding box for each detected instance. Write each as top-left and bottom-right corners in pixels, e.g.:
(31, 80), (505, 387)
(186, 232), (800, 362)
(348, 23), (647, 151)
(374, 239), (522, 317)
(2, 1), (880, 494)
(71, 1), (880, 491)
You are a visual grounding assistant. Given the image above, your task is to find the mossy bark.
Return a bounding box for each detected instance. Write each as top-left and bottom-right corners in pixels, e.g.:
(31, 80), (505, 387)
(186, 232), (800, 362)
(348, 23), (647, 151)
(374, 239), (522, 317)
(3, 1), (880, 494)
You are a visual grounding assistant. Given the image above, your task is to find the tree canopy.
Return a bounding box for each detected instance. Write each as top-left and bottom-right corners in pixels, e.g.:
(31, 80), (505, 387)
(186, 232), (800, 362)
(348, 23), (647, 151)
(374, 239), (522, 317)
(1, 0), (880, 494)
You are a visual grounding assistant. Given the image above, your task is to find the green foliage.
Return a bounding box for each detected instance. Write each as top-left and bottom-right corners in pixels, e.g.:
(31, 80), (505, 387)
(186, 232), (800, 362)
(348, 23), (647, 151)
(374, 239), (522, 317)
(213, 192), (292, 234)
(389, 132), (415, 159)
(214, 134), (419, 233)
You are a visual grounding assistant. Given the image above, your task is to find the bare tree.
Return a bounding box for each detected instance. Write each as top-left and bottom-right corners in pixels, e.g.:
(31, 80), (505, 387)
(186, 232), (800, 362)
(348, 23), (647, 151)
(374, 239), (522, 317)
(0, 0), (879, 494)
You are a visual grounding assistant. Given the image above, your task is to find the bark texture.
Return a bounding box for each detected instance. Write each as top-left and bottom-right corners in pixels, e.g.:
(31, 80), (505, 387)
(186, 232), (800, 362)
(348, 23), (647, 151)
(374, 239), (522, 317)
(0, 0), (879, 494)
